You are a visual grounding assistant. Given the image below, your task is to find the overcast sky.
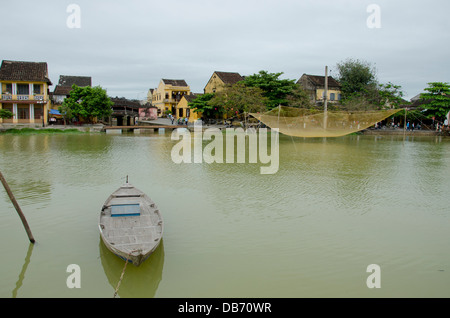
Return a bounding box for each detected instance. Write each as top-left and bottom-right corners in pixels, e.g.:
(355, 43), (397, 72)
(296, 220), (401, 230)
(1, 0), (449, 100)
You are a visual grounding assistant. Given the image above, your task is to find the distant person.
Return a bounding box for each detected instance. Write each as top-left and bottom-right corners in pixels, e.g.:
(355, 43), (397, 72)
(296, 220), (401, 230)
(185, 117), (188, 125)
(406, 122), (410, 130)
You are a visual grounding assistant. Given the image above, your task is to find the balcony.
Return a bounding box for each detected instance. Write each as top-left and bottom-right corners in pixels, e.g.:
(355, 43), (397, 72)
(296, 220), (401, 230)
(1, 94), (46, 102)
(161, 97), (182, 104)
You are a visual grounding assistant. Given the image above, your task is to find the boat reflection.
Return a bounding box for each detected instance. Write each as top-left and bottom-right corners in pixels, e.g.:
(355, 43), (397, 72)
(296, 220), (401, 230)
(99, 237), (164, 298)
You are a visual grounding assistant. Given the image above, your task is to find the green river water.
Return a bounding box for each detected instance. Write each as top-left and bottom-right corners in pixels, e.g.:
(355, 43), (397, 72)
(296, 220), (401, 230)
(0, 131), (449, 298)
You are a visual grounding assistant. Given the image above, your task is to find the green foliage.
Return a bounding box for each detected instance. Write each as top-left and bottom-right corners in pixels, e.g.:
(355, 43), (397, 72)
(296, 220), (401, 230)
(0, 109), (13, 119)
(285, 85), (313, 108)
(188, 93), (216, 118)
(336, 58), (406, 113)
(338, 83), (406, 111)
(419, 82), (450, 120)
(60, 85), (113, 123)
(336, 58), (377, 100)
(242, 70), (298, 109)
(208, 82), (268, 116)
(186, 70), (315, 119)
(338, 94), (379, 111)
(375, 82), (405, 108)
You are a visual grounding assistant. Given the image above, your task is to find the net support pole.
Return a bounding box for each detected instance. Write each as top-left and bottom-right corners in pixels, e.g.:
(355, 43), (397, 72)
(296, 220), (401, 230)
(277, 104), (281, 128)
(324, 66), (328, 130)
(404, 108), (407, 136)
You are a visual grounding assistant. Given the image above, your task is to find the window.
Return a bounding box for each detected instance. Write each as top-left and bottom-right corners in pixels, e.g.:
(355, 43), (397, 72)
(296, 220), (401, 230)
(338, 94), (342, 101)
(18, 105), (29, 119)
(17, 84), (29, 95)
(330, 93), (335, 101)
(178, 108), (183, 117)
(3, 83), (12, 94)
(33, 84), (42, 94)
(34, 106), (43, 119)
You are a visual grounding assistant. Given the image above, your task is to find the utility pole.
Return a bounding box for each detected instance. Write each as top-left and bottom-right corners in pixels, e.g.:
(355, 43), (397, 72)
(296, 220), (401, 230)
(324, 66), (328, 129)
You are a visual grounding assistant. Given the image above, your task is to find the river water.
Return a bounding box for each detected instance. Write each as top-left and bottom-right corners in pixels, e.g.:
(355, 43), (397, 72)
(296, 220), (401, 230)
(0, 131), (449, 298)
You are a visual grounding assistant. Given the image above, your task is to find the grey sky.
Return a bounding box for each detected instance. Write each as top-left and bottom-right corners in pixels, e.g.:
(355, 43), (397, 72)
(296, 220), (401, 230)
(1, 0), (449, 100)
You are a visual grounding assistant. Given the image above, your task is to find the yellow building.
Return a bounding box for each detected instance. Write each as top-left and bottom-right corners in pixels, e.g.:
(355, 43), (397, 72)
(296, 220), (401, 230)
(204, 71), (244, 94)
(297, 74), (342, 104)
(0, 60), (52, 126)
(176, 94), (202, 122)
(152, 79), (190, 117)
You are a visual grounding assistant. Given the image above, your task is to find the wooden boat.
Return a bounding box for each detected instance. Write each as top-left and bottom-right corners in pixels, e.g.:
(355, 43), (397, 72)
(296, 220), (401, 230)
(99, 179), (163, 266)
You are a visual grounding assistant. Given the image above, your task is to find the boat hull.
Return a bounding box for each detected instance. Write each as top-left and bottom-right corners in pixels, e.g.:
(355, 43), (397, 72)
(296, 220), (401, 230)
(99, 182), (163, 266)
(99, 232), (159, 266)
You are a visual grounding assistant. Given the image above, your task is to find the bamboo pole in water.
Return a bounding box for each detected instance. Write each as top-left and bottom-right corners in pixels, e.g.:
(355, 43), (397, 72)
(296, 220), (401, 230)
(0, 171), (35, 243)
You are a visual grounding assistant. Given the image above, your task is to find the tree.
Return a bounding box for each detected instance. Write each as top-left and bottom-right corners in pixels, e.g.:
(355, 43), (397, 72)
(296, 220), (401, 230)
(242, 70), (298, 109)
(362, 82), (406, 110)
(60, 85), (113, 123)
(336, 58), (377, 100)
(285, 85), (313, 109)
(419, 82), (450, 120)
(0, 109), (13, 119)
(208, 82), (268, 116)
(188, 93), (217, 119)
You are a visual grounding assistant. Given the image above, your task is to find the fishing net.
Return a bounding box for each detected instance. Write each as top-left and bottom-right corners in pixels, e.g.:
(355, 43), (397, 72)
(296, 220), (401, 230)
(249, 106), (402, 137)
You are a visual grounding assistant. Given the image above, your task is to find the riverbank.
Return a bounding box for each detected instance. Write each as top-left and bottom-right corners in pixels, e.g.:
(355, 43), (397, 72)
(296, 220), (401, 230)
(2, 122), (448, 137)
(362, 128), (446, 136)
(0, 127), (87, 135)
(0, 124), (104, 133)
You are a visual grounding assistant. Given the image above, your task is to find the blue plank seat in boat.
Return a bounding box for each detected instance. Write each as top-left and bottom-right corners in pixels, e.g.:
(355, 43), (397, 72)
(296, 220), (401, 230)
(111, 203), (141, 217)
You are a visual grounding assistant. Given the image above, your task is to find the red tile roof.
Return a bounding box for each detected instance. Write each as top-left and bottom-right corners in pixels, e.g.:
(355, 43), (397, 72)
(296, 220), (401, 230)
(298, 74), (341, 88)
(0, 60), (52, 84)
(162, 79), (189, 87)
(214, 71), (244, 85)
(53, 75), (92, 95)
